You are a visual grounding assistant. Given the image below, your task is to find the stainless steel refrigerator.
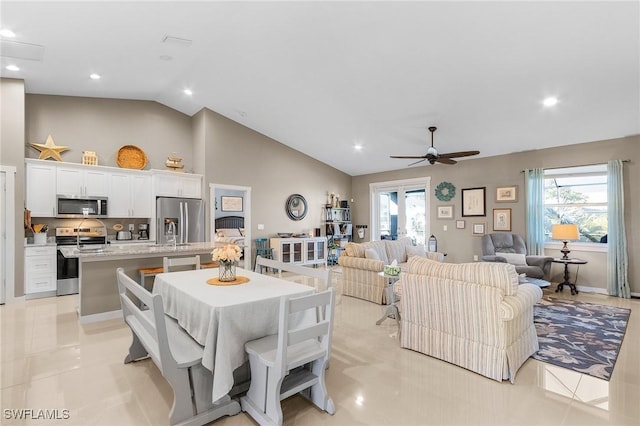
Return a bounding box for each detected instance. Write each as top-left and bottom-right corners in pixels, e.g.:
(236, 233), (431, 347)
(156, 197), (205, 244)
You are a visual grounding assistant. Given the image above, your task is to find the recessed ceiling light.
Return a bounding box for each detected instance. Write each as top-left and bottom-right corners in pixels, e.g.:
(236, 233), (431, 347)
(354, 144), (363, 151)
(543, 97), (558, 107)
(183, 89), (193, 96)
(6, 64), (20, 71)
(0, 29), (16, 38)
(89, 73), (101, 80)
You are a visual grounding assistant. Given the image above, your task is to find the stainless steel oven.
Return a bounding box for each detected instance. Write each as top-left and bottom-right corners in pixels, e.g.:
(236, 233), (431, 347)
(55, 227), (107, 296)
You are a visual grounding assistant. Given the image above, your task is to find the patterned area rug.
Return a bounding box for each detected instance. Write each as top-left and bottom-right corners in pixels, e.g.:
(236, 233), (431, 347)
(532, 296), (630, 380)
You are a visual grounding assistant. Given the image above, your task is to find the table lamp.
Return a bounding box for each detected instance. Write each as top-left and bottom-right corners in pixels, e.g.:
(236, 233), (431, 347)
(552, 224), (579, 260)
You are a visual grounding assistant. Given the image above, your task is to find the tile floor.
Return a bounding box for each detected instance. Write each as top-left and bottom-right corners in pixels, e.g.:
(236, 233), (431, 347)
(1, 272), (639, 425)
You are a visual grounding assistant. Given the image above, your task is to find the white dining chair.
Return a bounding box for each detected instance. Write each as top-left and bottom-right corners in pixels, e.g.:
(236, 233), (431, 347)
(163, 255), (201, 272)
(240, 288), (336, 426)
(254, 255), (331, 291)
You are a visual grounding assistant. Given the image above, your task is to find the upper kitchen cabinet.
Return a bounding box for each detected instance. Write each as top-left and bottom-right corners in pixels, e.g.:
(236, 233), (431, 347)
(108, 170), (152, 218)
(57, 164), (108, 197)
(25, 160), (57, 217)
(152, 170), (203, 199)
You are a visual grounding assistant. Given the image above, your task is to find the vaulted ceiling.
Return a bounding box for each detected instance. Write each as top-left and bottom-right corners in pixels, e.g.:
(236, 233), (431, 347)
(1, 1), (638, 176)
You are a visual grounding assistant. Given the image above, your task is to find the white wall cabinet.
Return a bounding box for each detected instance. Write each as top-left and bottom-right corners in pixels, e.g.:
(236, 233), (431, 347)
(24, 245), (57, 295)
(108, 171), (152, 218)
(270, 237), (327, 266)
(152, 171), (202, 198)
(25, 161), (57, 217)
(57, 165), (109, 196)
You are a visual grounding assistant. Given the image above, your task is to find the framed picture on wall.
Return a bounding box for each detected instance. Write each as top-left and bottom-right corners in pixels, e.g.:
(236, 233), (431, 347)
(472, 222), (486, 236)
(462, 187), (486, 217)
(221, 196), (243, 212)
(456, 220), (465, 229)
(493, 208), (512, 231)
(496, 185), (518, 202)
(437, 205), (454, 219)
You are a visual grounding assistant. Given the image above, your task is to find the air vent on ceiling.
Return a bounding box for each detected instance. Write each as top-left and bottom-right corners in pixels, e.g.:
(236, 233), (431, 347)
(162, 35), (192, 47)
(0, 40), (44, 61)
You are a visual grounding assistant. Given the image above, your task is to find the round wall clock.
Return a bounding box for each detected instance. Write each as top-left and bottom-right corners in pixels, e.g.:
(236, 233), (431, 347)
(435, 181), (456, 201)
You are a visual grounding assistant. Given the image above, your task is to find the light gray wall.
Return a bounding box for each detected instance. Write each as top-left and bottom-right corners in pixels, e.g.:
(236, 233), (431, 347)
(25, 95), (193, 171)
(198, 109), (351, 240)
(0, 78), (26, 297)
(351, 137), (639, 294)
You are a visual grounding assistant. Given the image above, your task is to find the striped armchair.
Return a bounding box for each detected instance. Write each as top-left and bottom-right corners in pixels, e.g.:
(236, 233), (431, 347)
(338, 237), (444, 304)
(399, 256), (542, 383)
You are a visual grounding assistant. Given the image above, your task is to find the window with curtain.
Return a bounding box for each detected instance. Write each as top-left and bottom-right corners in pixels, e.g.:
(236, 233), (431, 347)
(543, 164), (608, 243)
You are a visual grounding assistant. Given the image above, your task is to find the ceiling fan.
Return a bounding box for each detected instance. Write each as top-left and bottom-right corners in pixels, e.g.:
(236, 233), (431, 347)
(390, 126), (480, 166)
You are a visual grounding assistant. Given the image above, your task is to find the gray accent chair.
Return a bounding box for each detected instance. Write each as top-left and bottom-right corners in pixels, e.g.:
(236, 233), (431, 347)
(481, 233), (553, 280)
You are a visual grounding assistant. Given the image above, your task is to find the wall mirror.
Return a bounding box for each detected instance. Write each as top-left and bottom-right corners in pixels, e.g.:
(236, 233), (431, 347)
(285, 194), (307, 221)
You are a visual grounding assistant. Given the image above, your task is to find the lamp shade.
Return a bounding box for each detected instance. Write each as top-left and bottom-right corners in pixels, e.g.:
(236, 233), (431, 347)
(552, 224), (579, 241)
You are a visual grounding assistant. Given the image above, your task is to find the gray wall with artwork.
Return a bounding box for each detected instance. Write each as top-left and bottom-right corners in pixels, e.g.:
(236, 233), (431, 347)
(351, 137), (640, 294)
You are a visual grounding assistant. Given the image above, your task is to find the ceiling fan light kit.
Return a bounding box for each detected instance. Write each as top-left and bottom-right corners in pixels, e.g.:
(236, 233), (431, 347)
(391, 126), (480, 166)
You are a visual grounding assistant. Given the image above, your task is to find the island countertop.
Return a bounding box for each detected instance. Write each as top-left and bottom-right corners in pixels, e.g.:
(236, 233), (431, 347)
(59, 242), (222, 262)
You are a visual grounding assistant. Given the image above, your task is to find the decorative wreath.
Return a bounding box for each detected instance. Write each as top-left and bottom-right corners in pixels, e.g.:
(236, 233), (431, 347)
(435, 181), (456, 201)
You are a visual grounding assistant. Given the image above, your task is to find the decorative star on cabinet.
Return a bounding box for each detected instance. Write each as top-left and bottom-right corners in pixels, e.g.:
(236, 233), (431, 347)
(30, 134), (69, 161)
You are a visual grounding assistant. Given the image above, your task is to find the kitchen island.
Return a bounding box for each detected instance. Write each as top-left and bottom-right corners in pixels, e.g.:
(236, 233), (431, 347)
(59, 242), (221, 323)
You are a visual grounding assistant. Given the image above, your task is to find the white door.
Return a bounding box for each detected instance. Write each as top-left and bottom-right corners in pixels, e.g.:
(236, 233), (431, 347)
(0, 170), (5, 303)
(370, 177), (430, 246)
(0, 166), (16, 304)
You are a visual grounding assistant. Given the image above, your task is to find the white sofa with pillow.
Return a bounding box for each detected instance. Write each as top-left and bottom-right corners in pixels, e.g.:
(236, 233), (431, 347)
(400, 256), (542, 383)
(337, 237), (444, 304)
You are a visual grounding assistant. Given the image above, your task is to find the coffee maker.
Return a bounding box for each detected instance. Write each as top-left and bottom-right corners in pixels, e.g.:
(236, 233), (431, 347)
(138, 223), (149, 240)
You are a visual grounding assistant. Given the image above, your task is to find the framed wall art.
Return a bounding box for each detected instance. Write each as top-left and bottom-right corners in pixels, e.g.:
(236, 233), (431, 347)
(472, 222), (486, 236)
(456, 220), (465, 229)
(437, 205), (454, 219)
(221, 196), (243, 212)
(461, 187), (486, 217)
(496, 185), (518, 202)
(493, 208), (512, 231)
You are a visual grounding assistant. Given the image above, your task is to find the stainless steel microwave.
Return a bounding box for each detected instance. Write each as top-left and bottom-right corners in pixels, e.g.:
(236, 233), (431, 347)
(56, 196), (108, 218)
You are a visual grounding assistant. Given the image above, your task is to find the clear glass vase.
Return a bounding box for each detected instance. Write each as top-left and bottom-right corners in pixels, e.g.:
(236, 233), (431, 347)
(218, 260), (237, 282)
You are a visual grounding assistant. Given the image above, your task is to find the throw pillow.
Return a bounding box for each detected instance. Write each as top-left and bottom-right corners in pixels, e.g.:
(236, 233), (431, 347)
(345, 242), (366, 258)
(406, 245), (427, 258)
(364, 248), (381, 260)
(498, 252), (527, 266)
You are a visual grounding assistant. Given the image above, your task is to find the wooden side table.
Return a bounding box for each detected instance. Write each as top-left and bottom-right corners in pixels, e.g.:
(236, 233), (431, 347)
(553, 258), (587, 295)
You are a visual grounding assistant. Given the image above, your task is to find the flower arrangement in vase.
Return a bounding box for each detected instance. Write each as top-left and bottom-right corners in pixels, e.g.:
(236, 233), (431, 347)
(211, 244), (242, 282)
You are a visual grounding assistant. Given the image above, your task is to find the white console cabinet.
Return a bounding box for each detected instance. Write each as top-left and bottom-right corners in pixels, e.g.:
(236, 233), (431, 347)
(270, 237), (327, 266)
(24, 245), (57, 297)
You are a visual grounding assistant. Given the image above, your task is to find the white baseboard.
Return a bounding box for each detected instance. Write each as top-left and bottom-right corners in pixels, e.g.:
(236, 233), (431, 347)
(78, 309), (123, 324)
(575, 285), (640, 298)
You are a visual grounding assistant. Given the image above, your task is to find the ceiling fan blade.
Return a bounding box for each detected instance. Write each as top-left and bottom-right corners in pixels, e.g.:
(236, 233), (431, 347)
(390, 155), (427, 159)
(438, 150), (480, 159)
(408, 158), (427, 166)
(436, 157), (457, 165)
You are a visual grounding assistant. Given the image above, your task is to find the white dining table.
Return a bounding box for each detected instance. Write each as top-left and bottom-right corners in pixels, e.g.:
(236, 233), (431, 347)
(152, 267), (314, 403)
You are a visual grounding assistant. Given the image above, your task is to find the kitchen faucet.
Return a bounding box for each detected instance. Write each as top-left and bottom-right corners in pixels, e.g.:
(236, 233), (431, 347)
(167, 221), (177, 247)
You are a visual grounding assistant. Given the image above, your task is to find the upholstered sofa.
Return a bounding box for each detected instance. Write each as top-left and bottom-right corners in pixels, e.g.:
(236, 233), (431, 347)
(337, 237), (444, 304)
(399, 256), (542, 383)
(481, 233), (553, 280)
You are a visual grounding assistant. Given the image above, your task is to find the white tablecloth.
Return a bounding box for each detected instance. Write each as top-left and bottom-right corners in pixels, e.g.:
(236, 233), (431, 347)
(152, 267), (314, 403)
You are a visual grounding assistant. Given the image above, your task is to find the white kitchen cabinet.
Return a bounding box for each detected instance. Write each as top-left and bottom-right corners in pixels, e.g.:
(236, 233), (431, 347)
(108, 171), (152, 218)
(270, 237), (327, 266)
(57, 164), (108, 196)
(25, 160), (57, 217)
(24, 245), (57, 296)
(152, 170), (202, 199)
